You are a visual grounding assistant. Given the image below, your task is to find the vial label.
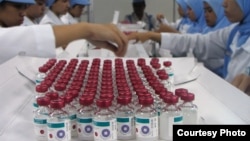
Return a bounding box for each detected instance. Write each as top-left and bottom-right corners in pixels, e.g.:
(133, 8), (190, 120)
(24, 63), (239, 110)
(135, 117), (158, 138)
(69, 114), (77, 137)
(47, 120), (71, 141)
(33, 102), (39, 109)
(160, 114), (183, 140)
(77, 117), (93, 140)
(33, 118), (47, 140)
(117, 117), (135, 138)
(93, 119), (117, 141)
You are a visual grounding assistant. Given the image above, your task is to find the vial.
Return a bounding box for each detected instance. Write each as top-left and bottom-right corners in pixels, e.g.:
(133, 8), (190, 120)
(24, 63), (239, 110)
(159, 95), (183, 140)
(135, 96), (158, 141)
(178, 93), (198, 124)
(93, 99), (117, 141)
(47, 99), (71, 141)
(115, 96), (135, 140)
(77, 96), (95, 141)
(33, 96), (51, 141)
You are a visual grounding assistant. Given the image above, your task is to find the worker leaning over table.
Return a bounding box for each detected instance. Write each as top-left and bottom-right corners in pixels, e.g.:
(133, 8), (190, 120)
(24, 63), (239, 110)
(127, 0), (250, 84)
(0, 0), (128, 65)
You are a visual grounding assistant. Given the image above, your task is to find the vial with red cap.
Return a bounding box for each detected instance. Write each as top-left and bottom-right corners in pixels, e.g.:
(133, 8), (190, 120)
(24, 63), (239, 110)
(163, 61), (174, 85)
(33, 96), (51, 141)
(60, 95), (78, 137)
(36, 65), (49, 85)
(115, 96), (135, 140)
(33, 84), (49, 110)
(178, 93), (198, 124)
(47, 99), (71, 141)
(77, 96), (95, 141)
(93, 99), (117, 141)
(159, 95), (183, 140)
(135, 96), (158, 141)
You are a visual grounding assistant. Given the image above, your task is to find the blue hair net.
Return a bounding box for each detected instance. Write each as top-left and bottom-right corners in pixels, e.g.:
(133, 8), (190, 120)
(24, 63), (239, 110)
(70, 0), (90, 7)
(2, 0), (35, 4)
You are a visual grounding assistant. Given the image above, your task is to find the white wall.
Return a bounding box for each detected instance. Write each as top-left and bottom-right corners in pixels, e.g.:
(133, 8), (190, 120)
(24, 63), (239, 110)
(81, 0), (179, 24)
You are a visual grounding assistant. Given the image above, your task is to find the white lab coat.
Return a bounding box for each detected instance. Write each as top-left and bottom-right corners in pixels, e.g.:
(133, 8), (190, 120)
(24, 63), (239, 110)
(160, 23), (250, 82)
(60, 12), (79, 25)
(39, 9), (64, 25)
(0, 25), (56, 64)
(21, 16), (38, 26)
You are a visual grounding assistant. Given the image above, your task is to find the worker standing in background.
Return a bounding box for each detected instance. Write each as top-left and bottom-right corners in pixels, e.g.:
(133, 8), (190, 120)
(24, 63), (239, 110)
(61, 0), (90, 24)
(123, 0), (157, 31)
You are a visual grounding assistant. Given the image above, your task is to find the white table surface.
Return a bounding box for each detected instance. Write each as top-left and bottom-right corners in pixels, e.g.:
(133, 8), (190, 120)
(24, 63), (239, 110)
(0, 56), (250, 141)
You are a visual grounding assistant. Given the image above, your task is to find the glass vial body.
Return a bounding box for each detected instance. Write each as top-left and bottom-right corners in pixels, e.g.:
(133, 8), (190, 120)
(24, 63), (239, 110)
(135, 97), (158, 141)
(77, 97), (95, 141)
(159, 95), (183, 141)
(47, 99), (71, 141)
(179, 93), (198, 124)
(33, 96), (51, 141)
(93, 99), (117, 141)
(115, 96), (135, 140)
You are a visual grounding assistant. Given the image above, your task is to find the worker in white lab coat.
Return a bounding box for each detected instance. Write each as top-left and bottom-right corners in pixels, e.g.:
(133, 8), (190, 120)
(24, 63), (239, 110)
(21, 0), (46, 26)
(61, 0), (90, 24)
(156, 0), (192, 33)
(39, 0), (69, 25)
(0, 0), (35, 27)
(127, 0), (250, 84)
(0, 0), (128, 64)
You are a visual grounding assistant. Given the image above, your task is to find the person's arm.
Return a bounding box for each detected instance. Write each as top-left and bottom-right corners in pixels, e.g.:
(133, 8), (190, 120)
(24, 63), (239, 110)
(155, 24), (180, 33)
(52, 22), (128, 57)
(127, 31), (161, 43)
(231, 73), (250, 95)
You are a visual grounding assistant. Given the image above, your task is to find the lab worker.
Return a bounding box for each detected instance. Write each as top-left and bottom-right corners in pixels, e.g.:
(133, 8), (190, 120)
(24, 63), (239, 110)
(61, 0), (90, 24)
(193, 0), (232, 76)
(202, 0), (231, 34)
(22, 0), (46, 26)
(0, 0), (35, 27)
(123, 0), (157, 31)
(185, 0), (206, 33)
(0, 22), (128, 64)
(128, 0), (250, 84)
(39, 0), (69, 25)
(156, 0), (192, 33)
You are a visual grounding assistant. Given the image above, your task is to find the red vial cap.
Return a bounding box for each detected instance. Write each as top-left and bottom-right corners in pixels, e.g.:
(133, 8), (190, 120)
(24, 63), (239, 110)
(158, 74), (169, 80)
(163, 61), (172, 67)
(36, 84), (48, 93)
(175, 88), (188, 97)
(139, 96), (154, 106)
(54, 83), (66, 91)
(50, 99), (65, 109)
(37, 96), (50, 106)
(164, 95), (179, 104)
(182, 93), (195, 101)
(38, 66), (48, 73)
(79, 97), (94, 106)
(96, 99), (112, 108)
(45, 91), (59, 100)
(117, 96), (131, 105)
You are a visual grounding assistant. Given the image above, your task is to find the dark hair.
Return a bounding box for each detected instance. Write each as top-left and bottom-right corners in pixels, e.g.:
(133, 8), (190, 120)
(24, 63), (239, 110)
(133, 1), (146, 7)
